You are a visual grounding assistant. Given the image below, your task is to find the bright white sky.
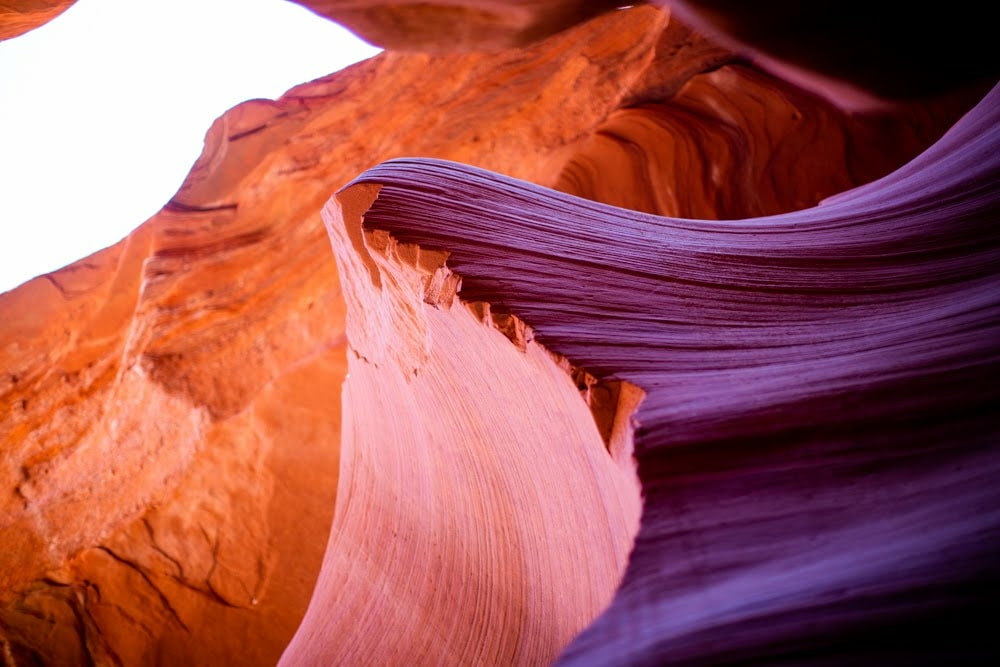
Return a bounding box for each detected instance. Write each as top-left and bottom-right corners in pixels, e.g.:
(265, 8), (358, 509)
(0, 0), (380, 293)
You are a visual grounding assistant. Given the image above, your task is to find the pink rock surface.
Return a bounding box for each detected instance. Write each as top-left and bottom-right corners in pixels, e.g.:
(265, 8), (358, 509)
(280, 183), (642, 665)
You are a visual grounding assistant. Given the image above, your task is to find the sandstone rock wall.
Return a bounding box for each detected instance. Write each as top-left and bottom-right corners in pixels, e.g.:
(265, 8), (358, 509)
(0, 3), (987, 664)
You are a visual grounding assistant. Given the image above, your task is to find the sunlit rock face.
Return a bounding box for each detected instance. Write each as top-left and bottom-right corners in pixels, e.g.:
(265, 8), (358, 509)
(0, 2), (991, 665)
(0, 112), (348, 664)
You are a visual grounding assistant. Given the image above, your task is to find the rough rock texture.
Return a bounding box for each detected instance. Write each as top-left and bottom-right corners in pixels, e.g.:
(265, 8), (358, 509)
(0, 143), (348, 665)
(323, 85), (1000, 663)
(0, 3), (987, 665)
(0, 0), (74, 40)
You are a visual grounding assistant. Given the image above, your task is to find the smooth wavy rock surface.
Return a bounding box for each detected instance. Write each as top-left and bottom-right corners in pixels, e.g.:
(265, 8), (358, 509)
(309, 85), (1000, 664)
(0, 3), (988, 664)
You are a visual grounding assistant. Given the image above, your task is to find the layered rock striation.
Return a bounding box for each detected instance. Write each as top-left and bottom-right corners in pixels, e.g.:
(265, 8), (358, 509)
(1, 2), (995, 664)
(279, 183), (642, 665)
(329, 84), (1000, 660)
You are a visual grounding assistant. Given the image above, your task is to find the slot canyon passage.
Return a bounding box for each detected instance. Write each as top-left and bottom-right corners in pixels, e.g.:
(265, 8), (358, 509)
(1, 1), (998, 665)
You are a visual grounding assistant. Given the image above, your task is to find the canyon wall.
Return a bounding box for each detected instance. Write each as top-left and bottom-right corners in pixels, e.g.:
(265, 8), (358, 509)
(1, 1), (995, 665)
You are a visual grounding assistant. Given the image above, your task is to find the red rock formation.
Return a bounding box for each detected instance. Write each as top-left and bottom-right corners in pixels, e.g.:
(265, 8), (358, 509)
(0, 0), (74, 40)
(0, 3), (986, 664)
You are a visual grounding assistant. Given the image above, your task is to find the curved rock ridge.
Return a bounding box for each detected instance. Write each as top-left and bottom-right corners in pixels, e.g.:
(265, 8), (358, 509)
(553, 62), (978, 218)
(321, 84), (1000, 663)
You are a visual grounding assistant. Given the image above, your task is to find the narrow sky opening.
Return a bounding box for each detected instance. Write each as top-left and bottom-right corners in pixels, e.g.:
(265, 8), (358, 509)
(0, 0), (381, 294)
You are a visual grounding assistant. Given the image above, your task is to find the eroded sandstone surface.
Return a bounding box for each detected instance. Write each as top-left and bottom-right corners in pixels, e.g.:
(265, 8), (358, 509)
(279, 184), (642, 665)
(0, 2), (992, 664)
(335, 95), (1000, 658)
